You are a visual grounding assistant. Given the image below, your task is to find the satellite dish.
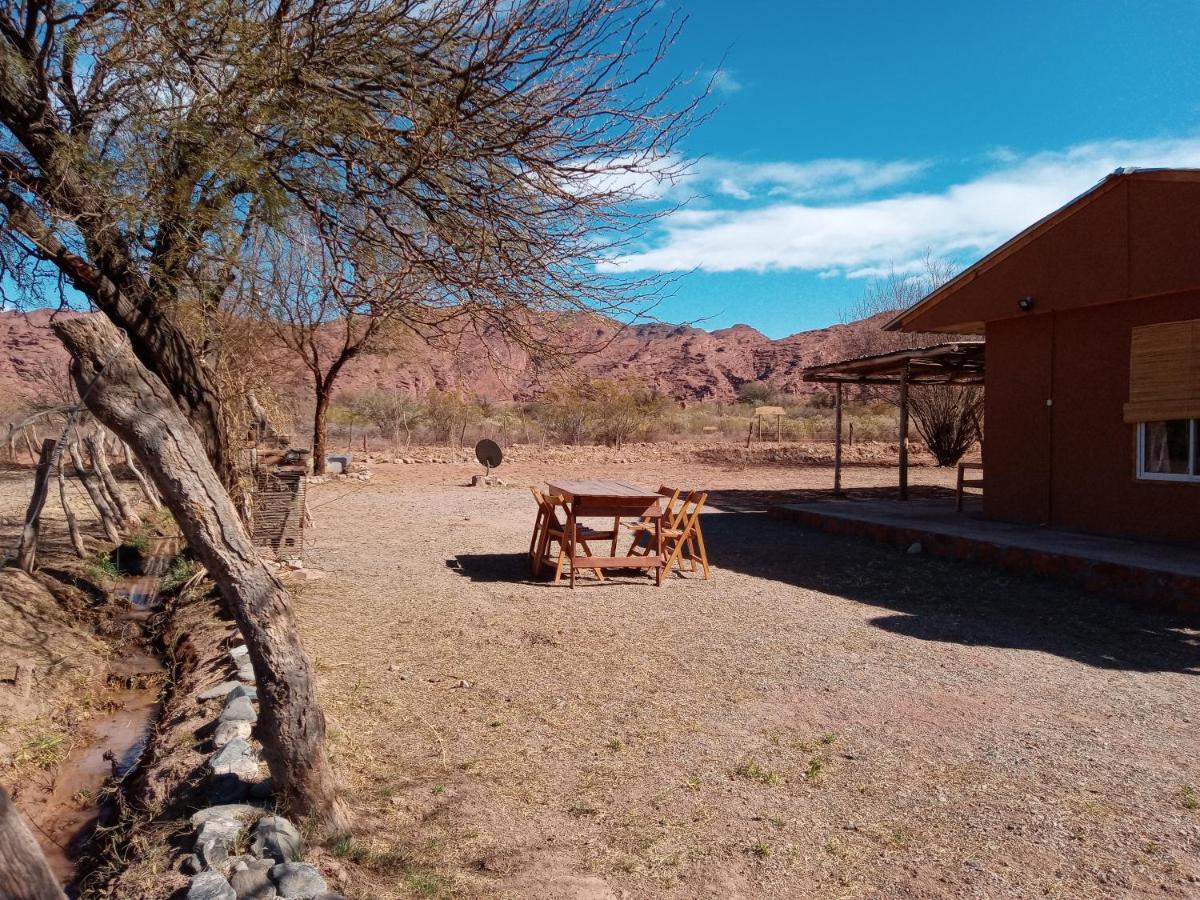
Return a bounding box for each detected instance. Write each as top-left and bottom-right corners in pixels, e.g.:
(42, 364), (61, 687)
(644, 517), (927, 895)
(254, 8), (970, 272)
(475, 439), (503, 473)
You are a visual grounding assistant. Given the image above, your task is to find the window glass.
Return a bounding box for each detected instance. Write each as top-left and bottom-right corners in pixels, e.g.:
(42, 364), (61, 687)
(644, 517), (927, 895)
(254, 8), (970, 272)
(1142, 420), (1191, 475)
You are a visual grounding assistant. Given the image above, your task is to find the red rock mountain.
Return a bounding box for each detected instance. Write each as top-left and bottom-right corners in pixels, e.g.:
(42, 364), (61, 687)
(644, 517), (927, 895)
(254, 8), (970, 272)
(0, 308), (885, 405)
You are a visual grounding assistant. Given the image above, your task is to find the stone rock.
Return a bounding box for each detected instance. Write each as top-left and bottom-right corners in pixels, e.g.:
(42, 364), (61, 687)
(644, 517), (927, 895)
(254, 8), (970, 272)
(269, 862), (328, 898)
(251, 815), (303, 863)
(219, 695), (258, 724)
(194, 814), (243, 872)
(210, 739), (259, 778)
(229, 644), (250, 661)
(236, 661), (256, 684)
(187, 871), (236, 900)
(230, 858), (277, 900)
(190, 804), (263, 828)
(197, 838), (230, 872)
(195, 816), (243, 849)
(906, 542), (923, 555)
(313, 895), (349, 900)
(228, 684), (258, 702)
(285, 568), (327, 582)
(199, 681), (243, 701)
(182, 853), (203, 875)
(213, 720), (253, 749)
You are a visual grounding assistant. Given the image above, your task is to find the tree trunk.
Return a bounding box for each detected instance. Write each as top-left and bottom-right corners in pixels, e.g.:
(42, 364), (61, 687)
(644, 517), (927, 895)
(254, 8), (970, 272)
(86, 426), (141, 529)
(0, 787), (66, 900)
(14, 440), (55, 573)
(67, 439), (122, 545)
(52, 314), (349, 836)
(312, 389), (330, 476)
(122, 442), (162, 512)
(58, 454), (87, 559)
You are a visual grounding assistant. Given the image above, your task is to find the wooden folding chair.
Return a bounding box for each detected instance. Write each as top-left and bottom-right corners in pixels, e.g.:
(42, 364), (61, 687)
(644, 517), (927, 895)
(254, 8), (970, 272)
(529, 489), (610, 584)
(661, 490), (711, 579)
(625, 486), (683, 557)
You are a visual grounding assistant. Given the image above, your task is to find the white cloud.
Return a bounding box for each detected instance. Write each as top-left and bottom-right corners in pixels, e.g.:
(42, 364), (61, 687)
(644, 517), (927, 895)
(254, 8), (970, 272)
(709, 69), (744, 95)
(601, 136), (1200, 275)
(696, 157), (928, 202)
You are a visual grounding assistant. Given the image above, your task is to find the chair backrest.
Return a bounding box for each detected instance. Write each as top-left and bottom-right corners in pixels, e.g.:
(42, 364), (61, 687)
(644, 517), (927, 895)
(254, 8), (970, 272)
(544, 492), (570, 528)
(675, 490), (708, 534)
(656, 486), (686, 525)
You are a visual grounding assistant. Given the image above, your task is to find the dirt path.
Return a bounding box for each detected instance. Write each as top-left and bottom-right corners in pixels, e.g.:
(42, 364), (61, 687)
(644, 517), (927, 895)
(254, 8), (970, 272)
(294, 458), (1200, 899)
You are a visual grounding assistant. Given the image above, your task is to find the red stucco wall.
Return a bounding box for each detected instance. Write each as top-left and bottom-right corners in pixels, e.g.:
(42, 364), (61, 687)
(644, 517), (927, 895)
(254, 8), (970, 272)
(984, 292), (1200, 544)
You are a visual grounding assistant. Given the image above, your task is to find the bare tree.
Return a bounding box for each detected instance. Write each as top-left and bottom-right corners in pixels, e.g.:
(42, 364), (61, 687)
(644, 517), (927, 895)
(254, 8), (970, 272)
(845, 257), (983, 466)
(0, 0), (699, 832)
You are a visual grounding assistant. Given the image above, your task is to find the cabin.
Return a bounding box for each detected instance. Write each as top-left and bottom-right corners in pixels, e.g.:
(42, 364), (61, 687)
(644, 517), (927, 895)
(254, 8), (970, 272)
(887, 168), (1200, 545)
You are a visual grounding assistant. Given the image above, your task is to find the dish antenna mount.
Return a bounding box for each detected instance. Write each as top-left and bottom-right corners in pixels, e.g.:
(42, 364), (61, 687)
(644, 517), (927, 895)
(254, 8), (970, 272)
(475, 439), (503, 476)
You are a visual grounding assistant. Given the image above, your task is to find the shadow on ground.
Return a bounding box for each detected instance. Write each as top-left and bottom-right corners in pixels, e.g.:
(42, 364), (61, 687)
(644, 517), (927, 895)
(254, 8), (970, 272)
(701, 489), (1200, 676)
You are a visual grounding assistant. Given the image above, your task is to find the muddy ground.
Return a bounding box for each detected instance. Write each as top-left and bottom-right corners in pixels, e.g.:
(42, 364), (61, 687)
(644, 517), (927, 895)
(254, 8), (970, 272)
(288, 450), (1200, 898)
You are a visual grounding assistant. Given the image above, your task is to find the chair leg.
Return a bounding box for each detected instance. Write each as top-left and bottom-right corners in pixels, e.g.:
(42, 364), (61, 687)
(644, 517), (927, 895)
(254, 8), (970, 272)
(534, 525), (554, 578)
(662, 534), (690, 576)
(579, 539), (605, 581)
(693, 526), (711, 580)
(531, 521), (547, 577)
(553, 540), (568, 584)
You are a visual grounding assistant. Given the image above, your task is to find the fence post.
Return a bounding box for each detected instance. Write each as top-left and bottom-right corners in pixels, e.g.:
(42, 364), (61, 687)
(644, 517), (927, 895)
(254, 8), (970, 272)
(14, 439), (56, 573)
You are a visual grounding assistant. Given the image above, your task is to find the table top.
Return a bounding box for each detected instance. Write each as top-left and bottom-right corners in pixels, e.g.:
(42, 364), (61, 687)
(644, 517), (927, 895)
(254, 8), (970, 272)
(546, 479), (660, 502)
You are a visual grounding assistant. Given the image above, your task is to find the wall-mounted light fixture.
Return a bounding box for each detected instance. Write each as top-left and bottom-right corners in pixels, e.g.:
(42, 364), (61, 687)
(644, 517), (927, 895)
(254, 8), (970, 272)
(1018, 296), (1036, 312)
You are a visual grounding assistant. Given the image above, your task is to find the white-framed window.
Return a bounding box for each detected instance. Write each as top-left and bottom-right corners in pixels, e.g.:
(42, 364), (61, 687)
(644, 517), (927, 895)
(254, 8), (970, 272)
(1137, 419), (1200, 482)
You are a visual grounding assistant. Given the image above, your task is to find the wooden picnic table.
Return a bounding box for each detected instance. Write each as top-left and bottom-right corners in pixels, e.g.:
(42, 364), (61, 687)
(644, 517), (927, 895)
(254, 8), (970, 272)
(546, 480), (664, 588)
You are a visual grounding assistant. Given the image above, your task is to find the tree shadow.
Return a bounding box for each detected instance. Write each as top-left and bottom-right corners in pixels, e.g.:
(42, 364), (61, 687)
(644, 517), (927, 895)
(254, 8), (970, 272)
(698, 493), (1200, 676)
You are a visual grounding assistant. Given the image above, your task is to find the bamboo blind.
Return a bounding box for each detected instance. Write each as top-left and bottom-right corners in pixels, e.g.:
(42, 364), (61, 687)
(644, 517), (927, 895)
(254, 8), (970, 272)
(252, 470), (306, 558)
(1123, 319), (1200, 423)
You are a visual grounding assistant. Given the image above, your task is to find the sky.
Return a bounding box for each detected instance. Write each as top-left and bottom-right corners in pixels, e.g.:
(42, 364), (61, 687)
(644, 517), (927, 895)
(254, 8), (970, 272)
(606, 0), (1200, 337)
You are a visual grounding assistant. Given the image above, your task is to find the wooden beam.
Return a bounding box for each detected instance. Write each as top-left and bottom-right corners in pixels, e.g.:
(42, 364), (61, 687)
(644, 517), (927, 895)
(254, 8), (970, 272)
(898, 369), (910, 501)
(833, 383), (843, 497)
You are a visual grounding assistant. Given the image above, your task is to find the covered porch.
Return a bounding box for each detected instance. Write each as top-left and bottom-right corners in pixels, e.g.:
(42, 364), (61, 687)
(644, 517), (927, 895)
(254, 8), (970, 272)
(803, 341), (985, 501)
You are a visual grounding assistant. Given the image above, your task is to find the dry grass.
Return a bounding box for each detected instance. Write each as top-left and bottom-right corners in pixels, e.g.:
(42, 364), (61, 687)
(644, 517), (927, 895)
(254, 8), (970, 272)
(291, 453), (1200, 899)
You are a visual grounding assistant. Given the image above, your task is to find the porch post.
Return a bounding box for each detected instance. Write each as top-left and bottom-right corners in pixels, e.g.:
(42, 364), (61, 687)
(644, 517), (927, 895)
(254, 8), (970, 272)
(898, 367), (910, 501)
(833, 383), (844, 496)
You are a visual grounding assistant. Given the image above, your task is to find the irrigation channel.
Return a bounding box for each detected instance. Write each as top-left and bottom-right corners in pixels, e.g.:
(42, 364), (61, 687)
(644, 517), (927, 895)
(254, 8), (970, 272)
(26, 536), (179, 890)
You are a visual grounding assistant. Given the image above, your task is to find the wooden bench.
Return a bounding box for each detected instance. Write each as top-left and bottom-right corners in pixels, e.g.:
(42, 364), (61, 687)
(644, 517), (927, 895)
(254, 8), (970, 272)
(956, 462), (983, 512)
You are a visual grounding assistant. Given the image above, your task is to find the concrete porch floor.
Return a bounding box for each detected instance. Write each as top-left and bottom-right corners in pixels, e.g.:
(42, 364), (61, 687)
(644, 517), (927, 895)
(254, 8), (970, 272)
(770, 498), (1200, 612)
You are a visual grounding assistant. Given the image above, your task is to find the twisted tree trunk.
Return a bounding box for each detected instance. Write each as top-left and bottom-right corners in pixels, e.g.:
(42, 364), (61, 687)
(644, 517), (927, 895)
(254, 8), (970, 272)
(85, 425), (141, 528)
(52, 314), (349, 836)
(58, 454), (87, 559)
(0, 787), (65, 900)
(122, 442), (162, 512)
(67, 439), (122, 545)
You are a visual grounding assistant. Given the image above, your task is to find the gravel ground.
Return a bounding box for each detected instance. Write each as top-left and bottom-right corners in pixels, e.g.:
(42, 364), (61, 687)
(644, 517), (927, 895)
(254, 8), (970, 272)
(292, 455), (1200, 899)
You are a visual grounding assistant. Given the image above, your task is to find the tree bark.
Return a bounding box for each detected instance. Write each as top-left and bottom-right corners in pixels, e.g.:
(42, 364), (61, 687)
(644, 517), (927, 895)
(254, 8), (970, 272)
(52, 314), (349, 836)
(68, 439), (122, 545)
(122, 442), (162, 512)
(312, 388), (331, 476)
(86, 426), (141, 529)
(14, 440), (55, 573)
(58, 454), (87, 559)
(0, 787), (66, 900)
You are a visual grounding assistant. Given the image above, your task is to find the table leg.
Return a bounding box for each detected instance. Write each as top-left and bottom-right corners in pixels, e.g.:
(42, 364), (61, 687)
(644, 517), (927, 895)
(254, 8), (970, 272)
(654, 514), (662, 586)
(568, 507), (577, 589)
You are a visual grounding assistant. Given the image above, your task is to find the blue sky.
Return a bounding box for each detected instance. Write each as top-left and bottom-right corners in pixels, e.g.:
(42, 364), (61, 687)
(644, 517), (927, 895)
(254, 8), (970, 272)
(608, 0), (1200, 337)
